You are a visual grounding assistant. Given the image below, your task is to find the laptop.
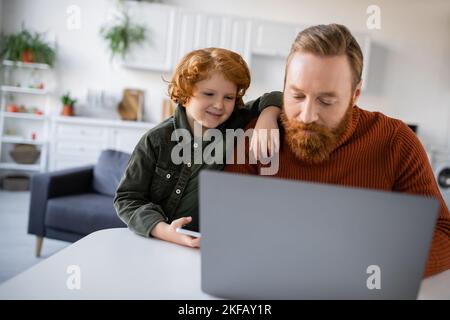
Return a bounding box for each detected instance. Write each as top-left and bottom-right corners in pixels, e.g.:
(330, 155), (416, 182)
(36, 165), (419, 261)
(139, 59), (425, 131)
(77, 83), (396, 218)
(199, 170), (439, 299)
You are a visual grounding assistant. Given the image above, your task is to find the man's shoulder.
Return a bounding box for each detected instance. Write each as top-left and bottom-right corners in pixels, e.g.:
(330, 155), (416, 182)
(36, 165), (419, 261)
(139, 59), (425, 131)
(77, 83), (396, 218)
(356, 106), (409, 139)
(355, 107), (427, 159)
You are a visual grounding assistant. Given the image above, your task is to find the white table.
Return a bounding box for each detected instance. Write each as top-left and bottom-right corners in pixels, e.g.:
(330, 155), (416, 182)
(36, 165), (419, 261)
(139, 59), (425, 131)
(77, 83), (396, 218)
(0, 228), (449, 299)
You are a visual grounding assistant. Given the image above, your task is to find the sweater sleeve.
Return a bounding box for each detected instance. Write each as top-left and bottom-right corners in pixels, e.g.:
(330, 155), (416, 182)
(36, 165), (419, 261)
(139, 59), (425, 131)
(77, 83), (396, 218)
(390, 122), (450, 277)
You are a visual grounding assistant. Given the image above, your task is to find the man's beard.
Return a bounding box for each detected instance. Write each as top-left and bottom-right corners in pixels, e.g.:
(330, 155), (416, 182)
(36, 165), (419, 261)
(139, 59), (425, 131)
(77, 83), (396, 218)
(280, 102), (353, 164)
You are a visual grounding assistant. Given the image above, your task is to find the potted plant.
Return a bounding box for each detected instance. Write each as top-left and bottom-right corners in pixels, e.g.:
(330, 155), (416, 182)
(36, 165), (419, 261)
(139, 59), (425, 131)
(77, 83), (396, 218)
(100, 8), (147, 60)
(0, 25), (56, 66)
(27, 31), (56, 66)
(60, 92), (77, 116)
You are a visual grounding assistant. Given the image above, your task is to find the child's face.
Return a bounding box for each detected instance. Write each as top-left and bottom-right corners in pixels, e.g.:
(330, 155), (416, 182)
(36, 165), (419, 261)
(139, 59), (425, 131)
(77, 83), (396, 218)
(185, 72), (237, 131)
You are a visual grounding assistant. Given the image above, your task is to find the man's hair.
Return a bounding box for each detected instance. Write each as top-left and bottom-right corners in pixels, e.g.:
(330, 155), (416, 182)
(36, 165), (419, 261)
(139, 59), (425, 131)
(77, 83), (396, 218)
(168, 47), (251, 107)
(286, 24), (363, 90)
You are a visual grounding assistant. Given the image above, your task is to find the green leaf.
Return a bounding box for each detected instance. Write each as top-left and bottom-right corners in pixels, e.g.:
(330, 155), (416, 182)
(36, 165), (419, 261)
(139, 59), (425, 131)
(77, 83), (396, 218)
(99, 9), (147, 60)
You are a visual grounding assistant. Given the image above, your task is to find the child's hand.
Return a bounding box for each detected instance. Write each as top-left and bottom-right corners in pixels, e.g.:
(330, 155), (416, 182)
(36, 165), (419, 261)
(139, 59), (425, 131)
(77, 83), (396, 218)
(151, 216), (200, 248)
(250, 106), (280, 161)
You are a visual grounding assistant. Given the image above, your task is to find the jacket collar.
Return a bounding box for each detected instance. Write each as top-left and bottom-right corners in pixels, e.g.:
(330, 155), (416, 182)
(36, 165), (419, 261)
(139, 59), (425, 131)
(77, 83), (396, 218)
(172, 104), (192, 141)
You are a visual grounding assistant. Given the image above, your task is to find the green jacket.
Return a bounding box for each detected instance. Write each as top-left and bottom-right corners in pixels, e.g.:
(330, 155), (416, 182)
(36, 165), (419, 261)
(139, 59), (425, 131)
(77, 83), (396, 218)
(114, 91), (283, 237)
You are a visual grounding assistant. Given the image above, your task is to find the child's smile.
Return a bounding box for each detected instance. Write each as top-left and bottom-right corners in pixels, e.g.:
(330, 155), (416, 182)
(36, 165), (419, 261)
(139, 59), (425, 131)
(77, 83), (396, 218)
(185, 72), (237, 132)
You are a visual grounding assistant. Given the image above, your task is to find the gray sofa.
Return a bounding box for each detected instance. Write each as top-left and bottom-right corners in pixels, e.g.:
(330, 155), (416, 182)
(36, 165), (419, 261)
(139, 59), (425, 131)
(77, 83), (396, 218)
(28, 149), (130, 256)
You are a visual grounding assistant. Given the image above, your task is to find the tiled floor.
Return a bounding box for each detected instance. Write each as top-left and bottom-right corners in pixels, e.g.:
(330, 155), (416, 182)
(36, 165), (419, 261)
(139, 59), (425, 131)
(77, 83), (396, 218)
(0, 191), (69, 284)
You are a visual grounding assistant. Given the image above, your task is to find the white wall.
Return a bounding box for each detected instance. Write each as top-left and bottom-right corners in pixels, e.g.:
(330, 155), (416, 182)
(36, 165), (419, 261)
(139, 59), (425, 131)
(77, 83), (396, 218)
(1, 0), (449, 152)
(0, 0), (2, 33)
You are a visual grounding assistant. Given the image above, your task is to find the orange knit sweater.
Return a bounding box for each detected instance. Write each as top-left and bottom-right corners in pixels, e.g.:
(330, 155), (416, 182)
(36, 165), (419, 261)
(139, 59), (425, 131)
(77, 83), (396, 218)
(225, 105), (450, 278)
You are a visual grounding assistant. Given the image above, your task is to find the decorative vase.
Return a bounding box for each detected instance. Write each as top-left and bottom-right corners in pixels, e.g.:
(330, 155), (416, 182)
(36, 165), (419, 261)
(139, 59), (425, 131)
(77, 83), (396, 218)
(21, 50), (34, 63)
(62, 104), (74, 116)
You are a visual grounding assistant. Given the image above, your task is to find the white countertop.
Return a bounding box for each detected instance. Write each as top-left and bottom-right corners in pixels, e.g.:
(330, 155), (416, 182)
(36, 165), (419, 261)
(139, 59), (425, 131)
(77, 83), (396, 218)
(0, 228), (448, 300)
(52, 115), (158, 129)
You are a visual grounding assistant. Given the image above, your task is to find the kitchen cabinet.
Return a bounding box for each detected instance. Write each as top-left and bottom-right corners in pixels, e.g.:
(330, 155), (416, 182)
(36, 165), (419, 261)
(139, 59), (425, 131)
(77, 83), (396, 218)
(221, 17), (252, 65)
(109, 127), (149, 154)
(173, 10), (203, 64)
(251, 20), (371, 90)
(251, 20), (302, 58)
(50, 116), (155, 170)
(120, 3), (371, 90)
(174, 10), (252, 66)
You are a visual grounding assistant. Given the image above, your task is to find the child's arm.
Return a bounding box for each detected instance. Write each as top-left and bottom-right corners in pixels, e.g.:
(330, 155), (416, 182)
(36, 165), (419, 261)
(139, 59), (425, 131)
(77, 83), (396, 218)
(241, 91), (283, 118)
(114, 137), (169, 238)
(242, 91), (283, 160)
(151, 216), (200, 248)
(251, 106), (280, 160)
(114, 136), (200, 248)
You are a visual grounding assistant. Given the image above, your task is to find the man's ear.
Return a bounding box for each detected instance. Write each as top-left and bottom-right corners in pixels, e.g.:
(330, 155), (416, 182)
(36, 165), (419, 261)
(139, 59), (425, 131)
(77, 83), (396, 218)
(351, 81), (362, 106)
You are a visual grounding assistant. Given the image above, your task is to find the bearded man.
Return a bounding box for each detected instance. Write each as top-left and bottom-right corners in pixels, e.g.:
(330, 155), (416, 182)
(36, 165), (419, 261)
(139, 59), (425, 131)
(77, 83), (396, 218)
(224, 23), (450, 278)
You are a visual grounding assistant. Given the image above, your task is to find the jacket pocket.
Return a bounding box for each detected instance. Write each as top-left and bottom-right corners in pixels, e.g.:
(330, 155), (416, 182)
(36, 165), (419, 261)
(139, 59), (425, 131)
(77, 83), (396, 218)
(150, 165), (178, 203)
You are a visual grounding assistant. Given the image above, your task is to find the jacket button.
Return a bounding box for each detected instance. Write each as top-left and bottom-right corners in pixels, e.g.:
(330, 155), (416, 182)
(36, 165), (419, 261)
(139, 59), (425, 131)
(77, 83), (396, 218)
(175, 189), (181, 194)
(166, 173), (171, 179)
(187, 162), (191, 167)
(193, 143), (199, 148)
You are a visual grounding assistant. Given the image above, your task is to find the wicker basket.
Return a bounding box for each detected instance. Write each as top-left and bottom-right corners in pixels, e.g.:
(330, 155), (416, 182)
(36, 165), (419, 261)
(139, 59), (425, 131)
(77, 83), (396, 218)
(9, 144), (41, 164)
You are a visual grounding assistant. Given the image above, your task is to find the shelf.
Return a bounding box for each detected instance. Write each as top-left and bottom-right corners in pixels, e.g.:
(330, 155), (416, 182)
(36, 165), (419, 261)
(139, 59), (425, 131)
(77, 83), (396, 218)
(2, 60), (51, 70)
(2, 112), (46, 120)
(0, 59), (52, 174)
(1, 86), (49, 95)
(1, 136), (45, 145)
(0, 162), (41, 171)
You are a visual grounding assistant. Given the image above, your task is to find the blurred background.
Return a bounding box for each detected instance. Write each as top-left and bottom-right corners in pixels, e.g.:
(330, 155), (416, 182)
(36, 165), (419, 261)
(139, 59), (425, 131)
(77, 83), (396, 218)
(0, 0), (448, 283)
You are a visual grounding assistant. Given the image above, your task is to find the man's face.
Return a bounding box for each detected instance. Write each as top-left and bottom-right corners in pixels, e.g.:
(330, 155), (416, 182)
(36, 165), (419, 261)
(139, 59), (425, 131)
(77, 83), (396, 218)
(282, 51), (361, 163)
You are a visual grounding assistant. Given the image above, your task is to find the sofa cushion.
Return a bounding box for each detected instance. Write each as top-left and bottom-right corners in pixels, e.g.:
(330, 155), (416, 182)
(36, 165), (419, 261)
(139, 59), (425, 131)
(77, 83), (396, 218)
(93, 149), (130, 196)
(45, 193), (126, 235)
